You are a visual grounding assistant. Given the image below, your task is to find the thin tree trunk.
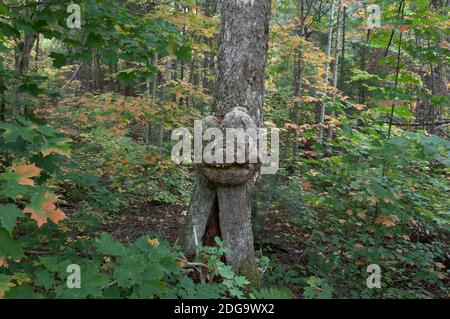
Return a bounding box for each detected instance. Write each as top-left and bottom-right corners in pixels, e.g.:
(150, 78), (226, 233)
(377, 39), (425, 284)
(328, 0), (343, 140)
(319, 0), (335, 144)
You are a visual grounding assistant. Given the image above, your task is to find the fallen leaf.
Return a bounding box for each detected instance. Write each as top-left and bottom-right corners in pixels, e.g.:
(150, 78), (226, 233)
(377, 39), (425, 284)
(357, 211), (367, 219)
(148, 238), (160, 248)
(303, 182), (313, 190)
(435, 262), (445, 269)
(177, 259), (187, 267)
(376, 215), (399, 228)
(355, 260), (365, 266)
(437, 273), (447, 280)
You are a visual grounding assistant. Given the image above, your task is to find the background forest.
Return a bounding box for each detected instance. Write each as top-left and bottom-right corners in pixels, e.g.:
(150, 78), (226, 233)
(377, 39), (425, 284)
(0, 0), (449, 299)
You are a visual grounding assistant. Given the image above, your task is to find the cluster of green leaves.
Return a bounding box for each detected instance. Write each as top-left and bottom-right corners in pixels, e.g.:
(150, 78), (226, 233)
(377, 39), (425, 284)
(1, 230), (258, 299)
(256, 117), (449, 298)
(197, 238), (250, 299)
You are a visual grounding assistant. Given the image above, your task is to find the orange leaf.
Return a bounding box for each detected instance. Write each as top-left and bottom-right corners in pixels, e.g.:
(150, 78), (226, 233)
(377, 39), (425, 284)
(13, 164), (42, 186)
(399, 25), (409, 32)
(383, 198), (394, 204)
(23, 192), (66, 228)
(375, 215), (399, 228)
(176, 259), (187, 268)
(303, 182), (313, 190)
(0, 258), (6, 267)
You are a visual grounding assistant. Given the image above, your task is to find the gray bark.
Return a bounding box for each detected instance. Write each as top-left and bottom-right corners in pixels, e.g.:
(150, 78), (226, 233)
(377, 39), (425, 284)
(182, 0), (271, 272)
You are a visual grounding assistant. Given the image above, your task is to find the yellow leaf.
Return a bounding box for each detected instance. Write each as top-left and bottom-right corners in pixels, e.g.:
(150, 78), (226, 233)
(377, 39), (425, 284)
(355, 260), (365, 266)
(357, 211), (367, 219)
(148, 238), (160, 248)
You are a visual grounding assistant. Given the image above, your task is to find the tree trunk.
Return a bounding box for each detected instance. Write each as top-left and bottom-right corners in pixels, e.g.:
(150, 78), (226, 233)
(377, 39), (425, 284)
(182, 0), (271, 275)
(319, 0), (335, 144)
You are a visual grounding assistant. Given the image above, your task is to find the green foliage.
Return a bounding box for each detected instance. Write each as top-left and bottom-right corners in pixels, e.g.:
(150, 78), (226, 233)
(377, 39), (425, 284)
(303, 276), (333, 299)
(250, 287), (294, 299)
(197, 238), (250, 299)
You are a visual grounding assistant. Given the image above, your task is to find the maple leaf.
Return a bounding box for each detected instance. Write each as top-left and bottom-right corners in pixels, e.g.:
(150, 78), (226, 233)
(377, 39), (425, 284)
(0, 258), (6, 268)
(375, 215), (399, 228)
(12, 163), (42, 186)
(383, 198), (394, 204)
(23, 192), (66, 228)
(357, 211), (367, 219)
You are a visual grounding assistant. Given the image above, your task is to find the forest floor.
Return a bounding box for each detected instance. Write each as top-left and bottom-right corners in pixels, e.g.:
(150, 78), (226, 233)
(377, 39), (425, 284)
(105, 202), (308, 266)
(103, 202), (308, 296)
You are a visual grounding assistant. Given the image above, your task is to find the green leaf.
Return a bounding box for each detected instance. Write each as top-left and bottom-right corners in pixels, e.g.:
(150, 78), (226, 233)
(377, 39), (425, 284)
(0, 274), (15, 297)
(35, 270), (55, 290)
(95, 232), (126, 257)
(49, 52), (67, 68)
(0, 123), (37, 143)
(0, 228), (24, 259)
(0, 204), (24, 234)
(5, 284), (38, 299)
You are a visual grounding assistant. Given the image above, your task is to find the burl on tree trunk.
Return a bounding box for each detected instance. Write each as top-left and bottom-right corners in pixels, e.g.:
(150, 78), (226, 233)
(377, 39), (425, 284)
(181, 0), (271, 275)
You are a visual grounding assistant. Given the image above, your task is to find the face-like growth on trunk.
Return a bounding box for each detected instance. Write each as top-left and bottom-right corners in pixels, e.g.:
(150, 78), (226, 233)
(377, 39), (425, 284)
(199, 107), (260, 186)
